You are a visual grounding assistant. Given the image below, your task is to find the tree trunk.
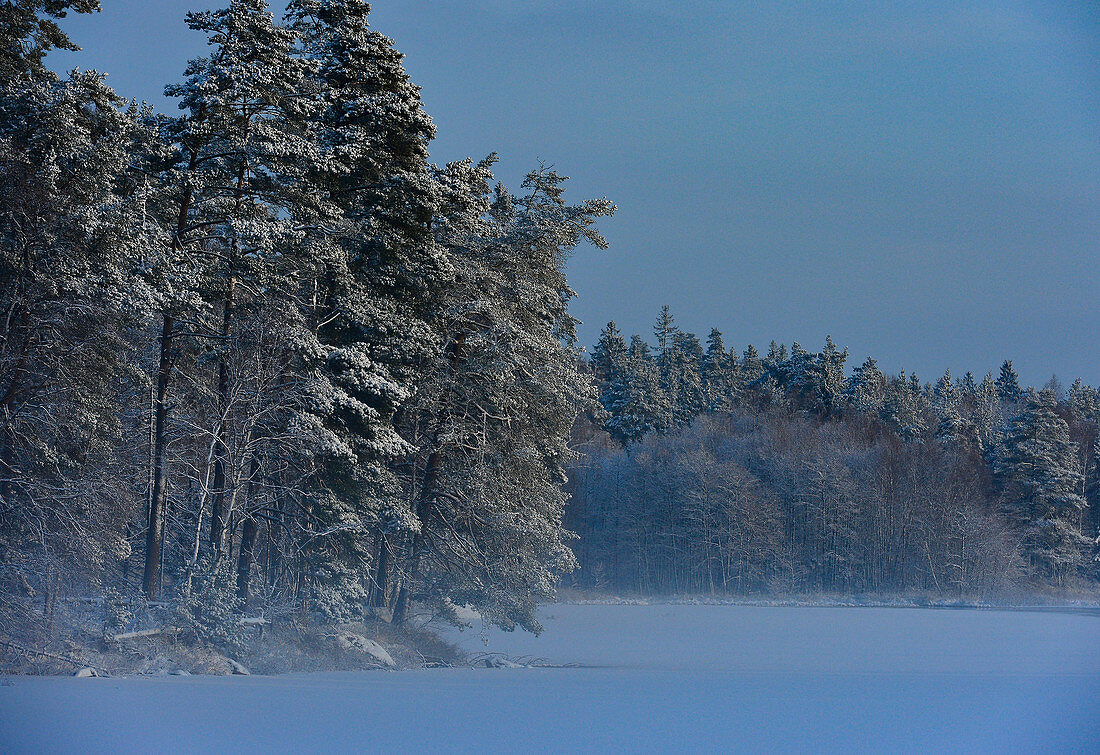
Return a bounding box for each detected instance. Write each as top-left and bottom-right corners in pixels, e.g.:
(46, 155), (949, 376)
(210, 276), (235, 554)
(236, 455), (259, 602)
(143, 315), (173, 600)
(393, 450), (442, 625)
(236, 515), (258, 602)
(370, 531), (391, 608)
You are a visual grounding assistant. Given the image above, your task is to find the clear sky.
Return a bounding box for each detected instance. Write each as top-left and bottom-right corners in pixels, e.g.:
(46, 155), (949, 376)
(49, 1), (1100, 386)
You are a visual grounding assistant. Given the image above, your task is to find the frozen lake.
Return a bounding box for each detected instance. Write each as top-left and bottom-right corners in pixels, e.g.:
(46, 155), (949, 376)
(2, 604), (1098, 753)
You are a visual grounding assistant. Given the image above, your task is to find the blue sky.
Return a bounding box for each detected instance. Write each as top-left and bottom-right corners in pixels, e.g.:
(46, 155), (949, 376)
(49, 1), (1100, 385)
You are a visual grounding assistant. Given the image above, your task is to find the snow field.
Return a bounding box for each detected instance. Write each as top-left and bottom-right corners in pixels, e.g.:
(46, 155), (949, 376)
(2, 604), (1098, 753)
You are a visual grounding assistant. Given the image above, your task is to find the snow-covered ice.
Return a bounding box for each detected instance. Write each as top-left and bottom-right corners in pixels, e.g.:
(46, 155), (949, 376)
(2, 604), (1098, 753)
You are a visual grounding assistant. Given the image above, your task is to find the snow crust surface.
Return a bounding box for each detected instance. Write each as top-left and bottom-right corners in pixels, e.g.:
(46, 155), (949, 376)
(2, 605), (1098, 753)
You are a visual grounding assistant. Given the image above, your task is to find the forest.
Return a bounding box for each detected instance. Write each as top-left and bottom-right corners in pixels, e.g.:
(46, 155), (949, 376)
(0, 0), (613, 658)
(567, 311), (1100, 597)
(1, 0), (1098, 673)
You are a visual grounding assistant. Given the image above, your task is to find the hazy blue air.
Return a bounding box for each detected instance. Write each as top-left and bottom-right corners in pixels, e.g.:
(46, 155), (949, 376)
(49, 1), (1100, 385)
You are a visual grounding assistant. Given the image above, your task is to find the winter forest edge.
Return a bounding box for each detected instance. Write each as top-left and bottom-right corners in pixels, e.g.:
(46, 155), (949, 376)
(2, 0), (1099, 675)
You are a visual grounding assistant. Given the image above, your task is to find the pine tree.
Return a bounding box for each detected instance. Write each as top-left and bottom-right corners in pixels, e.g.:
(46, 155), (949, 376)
(1, 8), (162, 612)
(701, 328), (739, 412)
(0, 0), (100, 83)
(392, 165), (614, 629)
(933, 369), (978, 450)
(141, 0), (318, 603)
(845, 357), (886, 413)
(881, 371), (927, 440)
(996, 360), (1023, 404)
(817, 336), (848, 415)
(780, 342), (814, 404)
(667, 330), (705, 426)
(969, 371), (1000, 455)
(740, 344), (763, 385)
(933, 369), (956, 414)
(605, 336), (669, 442)
(591, 321), (627, 386)
(279, 0), (446, 614)
(995, 391), (1088, 580)
(960, 371), (979, 397)
(653, 305), (678, 357)
(763, 341), (788, 373)
(753, 341), (789, 408)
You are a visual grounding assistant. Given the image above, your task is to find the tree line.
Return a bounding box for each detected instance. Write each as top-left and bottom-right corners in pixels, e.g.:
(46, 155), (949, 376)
(0, 0), (613, 641)
(566, 308), (1099, 597)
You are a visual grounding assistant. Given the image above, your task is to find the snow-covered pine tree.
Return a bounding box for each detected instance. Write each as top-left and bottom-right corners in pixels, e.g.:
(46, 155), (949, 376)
(995, 391), (1089, 581)
(995, 360), (1023, 404)
(391, 164), (614, 630)
(605, 335), (670, 442)
(845, 357), (886, 413)
(702, 328), (739, 413)
(136, 0), (320, 605)
(1, 9), (163, 615)
(667, 330), (705, 426)
(0, 0), (100, 82)
(591, 321), (629, 427)
(778, 342), (815, 407)
(740, 344), (763, 386)
(881, 371), (927, 441)
(955, 371), (979, 416)
(277, 0), (446, 616)
(933, 369), (956, 413)
(970, 371), (1001, 456)
(751, 341), (789, 409)
(653, 305), (678, 358)
(932, 369), (981, 452)
(817, 336), (848, 415)
(591, 321), (628, 386)
(1067, 378), (1100, 421)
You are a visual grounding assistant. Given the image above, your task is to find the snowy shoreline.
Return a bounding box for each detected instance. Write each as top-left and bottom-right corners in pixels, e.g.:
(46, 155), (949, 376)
(3, 603), (1099, 754)
(551, 593), (1100, 612)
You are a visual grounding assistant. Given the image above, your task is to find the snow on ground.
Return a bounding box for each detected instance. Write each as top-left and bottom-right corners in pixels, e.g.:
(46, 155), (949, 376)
(2, 604), (1098, 753)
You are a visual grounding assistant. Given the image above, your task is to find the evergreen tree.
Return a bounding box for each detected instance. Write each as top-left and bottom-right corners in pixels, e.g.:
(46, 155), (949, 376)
(605, 336), (669, 442)
(881, 371), (927, 441)
(970, 371), (1000, 455)
(959, 371), (979, 397)
(653, 305), (678, 358)
(701, 328), (739, 412)
(763, 341), (788, 374)
(591, 321), (627, 386)
(933, 369), (956, 414)
(780, 342), (814, 402)
(996, 360), (1023, 404)
(281, 0), (446, 614)
(1067, 378), (1100, 421)
(146, 0), (316, 603)
(740, 344), (763, 385)
(817, 336), (848, 415)
(1, 3), (165, 614)
(753, 341), (789, 408)
(392, 166), (614, 629)
(995, 391), (1088, 580)
(845, 357), (886, 413)
(590, 321), (629, 435)
(0, 0), (100, 83)
(666, 330), (705, 426)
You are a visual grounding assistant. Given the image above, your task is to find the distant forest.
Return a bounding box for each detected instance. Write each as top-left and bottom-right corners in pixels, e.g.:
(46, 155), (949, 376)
(565, 307), (1100, 597)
